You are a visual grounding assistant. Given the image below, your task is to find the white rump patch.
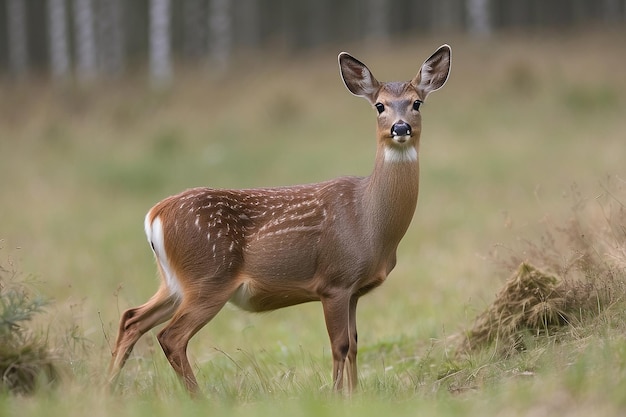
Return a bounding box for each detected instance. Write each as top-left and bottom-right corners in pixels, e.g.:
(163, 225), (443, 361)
(146, 214), (184, 299)
(384, 146), (418, 163)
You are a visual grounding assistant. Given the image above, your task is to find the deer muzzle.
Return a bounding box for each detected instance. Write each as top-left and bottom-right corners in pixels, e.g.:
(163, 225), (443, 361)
(391, 121), (412, 142)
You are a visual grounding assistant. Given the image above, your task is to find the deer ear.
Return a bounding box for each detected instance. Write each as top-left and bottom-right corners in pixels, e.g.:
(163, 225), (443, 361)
(338, 52), (380, 102)
(411, 44), (451, 101)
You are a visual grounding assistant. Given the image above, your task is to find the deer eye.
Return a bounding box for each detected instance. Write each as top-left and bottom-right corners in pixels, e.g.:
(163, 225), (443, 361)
(412, 100), (423, 111)
(374, 103), (385, 114)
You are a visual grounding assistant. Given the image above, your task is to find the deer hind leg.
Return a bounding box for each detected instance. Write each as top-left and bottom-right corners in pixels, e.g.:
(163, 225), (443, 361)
(321, 292), (356, 393)
(109, 284), (180, 382)
(156, 282), (238, 395)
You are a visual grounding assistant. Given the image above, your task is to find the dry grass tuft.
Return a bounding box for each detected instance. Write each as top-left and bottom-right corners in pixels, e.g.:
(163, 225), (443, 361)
(459, 180), (626, 355)
(0, 335), (58, 394)
(459, 262), (565, 353)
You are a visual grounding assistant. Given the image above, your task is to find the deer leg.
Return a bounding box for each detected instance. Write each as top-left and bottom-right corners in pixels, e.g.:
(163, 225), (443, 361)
(321, 293), (352, 393)
(346, 295), (359, 393)
(109, 284), (180, 382)
(156, 287), (235, 395)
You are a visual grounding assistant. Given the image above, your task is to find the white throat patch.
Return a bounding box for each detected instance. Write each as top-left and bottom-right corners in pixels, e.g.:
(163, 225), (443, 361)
(384, 145), (418, 163)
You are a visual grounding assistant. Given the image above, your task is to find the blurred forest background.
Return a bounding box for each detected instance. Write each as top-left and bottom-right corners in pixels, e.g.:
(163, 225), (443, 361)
(1, 0), (626, 413)
(1, 0), (625, 85)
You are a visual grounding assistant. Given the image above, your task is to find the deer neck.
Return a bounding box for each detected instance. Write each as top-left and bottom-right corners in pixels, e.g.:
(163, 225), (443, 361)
(362, 142), (420, 248)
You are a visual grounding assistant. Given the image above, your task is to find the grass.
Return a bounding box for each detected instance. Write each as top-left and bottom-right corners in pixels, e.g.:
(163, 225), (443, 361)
(0, 260), (56, 394)
(459, 184), (626, 355)
(0, 29), (626, 415)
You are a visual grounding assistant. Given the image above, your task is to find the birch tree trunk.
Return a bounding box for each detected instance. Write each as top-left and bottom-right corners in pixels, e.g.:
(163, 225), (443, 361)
(466, 0), (491, 36)
(73, 0), (97, 82)
(6, 0), (28, 77)
(208, 0), (232, 72)
(149, 0), (172, 87)
(48, 0), (70, 80)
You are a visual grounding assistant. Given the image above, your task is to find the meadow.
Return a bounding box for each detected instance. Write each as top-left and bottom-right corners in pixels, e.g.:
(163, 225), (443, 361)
(1, 29), (625, 416)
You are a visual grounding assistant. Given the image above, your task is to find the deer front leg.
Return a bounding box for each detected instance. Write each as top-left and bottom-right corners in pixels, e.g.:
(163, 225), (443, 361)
(346, 295), (359, 393)
(321, 292), (354, 393)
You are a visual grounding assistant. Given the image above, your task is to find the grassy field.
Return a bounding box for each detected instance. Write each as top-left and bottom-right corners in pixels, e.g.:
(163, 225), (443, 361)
(1, 29), (626, 416)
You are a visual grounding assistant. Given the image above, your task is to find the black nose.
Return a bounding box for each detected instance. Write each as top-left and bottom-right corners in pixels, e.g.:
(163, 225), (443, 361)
(391, 122), (411, 137)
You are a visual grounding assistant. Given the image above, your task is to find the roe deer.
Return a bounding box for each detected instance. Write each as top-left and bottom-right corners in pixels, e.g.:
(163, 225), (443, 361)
(109, 45), (451, 395)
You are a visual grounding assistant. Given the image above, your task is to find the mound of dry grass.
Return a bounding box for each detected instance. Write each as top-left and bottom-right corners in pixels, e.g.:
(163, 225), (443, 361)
(459, 262), (563, 353)
(459, 181), (626, 355)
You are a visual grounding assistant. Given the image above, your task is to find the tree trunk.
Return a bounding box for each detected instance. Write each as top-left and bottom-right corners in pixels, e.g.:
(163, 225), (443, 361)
(466, 0), (491, 36)
(208, 0), (232, 72)
(6, 0), (28, 77)
(149, 0), (172, 87)
(73, 0), (97, 82)
(47, 0), (70, 80)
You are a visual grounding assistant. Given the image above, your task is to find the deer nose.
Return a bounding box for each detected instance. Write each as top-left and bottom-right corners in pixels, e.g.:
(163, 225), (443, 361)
(391, 122), (411, 137)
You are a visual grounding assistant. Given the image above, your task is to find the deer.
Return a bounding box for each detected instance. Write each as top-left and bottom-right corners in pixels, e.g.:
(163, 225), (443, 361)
(108, 45), (451, 395)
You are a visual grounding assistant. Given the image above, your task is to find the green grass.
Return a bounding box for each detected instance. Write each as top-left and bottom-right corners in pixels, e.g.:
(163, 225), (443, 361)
(1, 29), (626, 415)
